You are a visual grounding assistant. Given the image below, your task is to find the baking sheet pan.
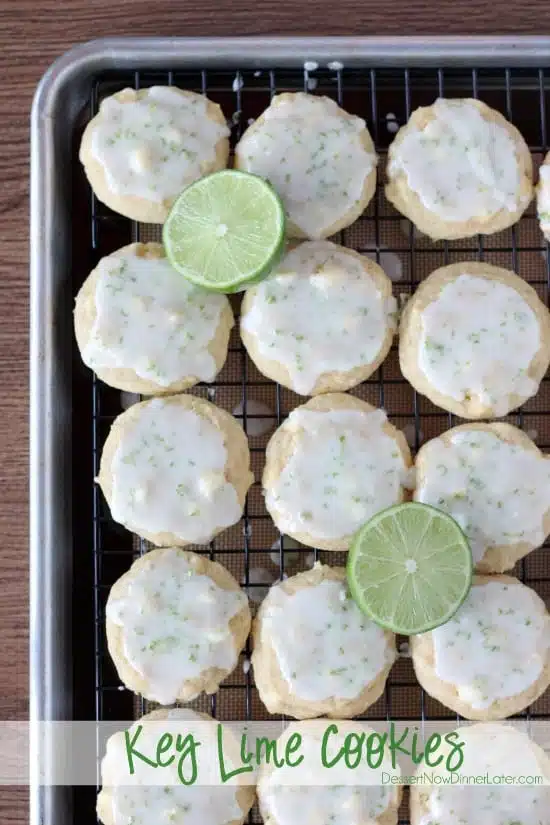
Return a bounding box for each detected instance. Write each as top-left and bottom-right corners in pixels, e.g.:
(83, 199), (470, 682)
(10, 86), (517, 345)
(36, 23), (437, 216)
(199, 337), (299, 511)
(30, 35), (550, 825)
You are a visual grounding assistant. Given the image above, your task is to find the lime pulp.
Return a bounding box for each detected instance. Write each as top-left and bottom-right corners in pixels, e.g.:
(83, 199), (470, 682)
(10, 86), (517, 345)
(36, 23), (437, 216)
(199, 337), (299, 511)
(163, 169), (286, 293)
(347, 502), (473, 635)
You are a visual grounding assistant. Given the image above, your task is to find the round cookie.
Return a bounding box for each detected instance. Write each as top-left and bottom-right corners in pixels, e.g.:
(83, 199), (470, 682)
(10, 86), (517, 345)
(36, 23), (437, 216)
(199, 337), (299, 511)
(97, 707), (255, 825)
(240, 240), (397, 396)
(80, 86), (230, 223)
(410, 723), (550, 825)
(536, 150), (550, 240)
(414, 423), (550, 573)
(106, 548), (251, 704)
(74, 242), (234, 394)
(386, 98), (533, 240)
(263, 394), (412, 552)
(258, 721), (401, 825)
(252, 564), (395, 719)
(97, 394), (253, 546)
(411, 575), (550, 721)
(399, 261), (550, 419)
(235, 92), (377, 239)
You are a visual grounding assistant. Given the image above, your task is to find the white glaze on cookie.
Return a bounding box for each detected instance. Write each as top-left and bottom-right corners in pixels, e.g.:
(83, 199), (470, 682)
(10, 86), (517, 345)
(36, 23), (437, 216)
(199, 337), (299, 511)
(106, 549), (247, 704)
(241, 241), (396, 394)
(91, 87), (229, 202)
(259, 577), (394, 700)
(110, 399), (241, 543)
(83, 251), (227, 385)
(429, 580), (549, 709)
(420, 784), (550, 825)
(261, 784), (395, 825)
(110, 786), (244, 825)
(266, 408), (408, 541)
(418, 726), (550, 825)
(418, 274), (540, 415)
(389, 99), (527, 221)
(236, 94), (376, 238)
(415, 428), (550, 564)
(537, 163), (550, 239)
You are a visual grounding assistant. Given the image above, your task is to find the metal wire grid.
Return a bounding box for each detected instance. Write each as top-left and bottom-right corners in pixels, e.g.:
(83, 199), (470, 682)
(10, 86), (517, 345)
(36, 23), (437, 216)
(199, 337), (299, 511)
(83, 61), (550, 823)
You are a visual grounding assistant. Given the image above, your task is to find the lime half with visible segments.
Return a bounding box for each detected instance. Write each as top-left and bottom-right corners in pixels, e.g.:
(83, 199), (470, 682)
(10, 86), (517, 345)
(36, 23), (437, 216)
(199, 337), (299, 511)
(163, 169), (286, 293)
(347, 502), (473, 635)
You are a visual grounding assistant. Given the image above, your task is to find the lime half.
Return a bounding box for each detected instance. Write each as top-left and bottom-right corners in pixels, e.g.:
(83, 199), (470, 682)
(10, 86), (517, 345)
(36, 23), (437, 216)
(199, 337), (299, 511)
(347, 502), (473, 635)
(163, 169), (285, 293)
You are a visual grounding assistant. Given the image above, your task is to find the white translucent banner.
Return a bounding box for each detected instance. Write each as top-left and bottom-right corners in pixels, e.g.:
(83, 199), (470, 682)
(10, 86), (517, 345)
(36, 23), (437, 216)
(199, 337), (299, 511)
(6, 719), (550, 786)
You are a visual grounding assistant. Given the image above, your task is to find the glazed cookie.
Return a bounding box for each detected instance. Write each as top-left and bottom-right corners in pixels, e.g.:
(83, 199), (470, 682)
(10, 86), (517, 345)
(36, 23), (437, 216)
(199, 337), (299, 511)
(235, 92), (377, 239)
(80, 86), (229, 223)
(74, 242), (234, 394)
(97, 394), (253, 546)
(97, 707), (255, 825)
(399, 262), (550, 419)
(411, 723), (550, 825)
(260, 778), (400, 825)
(258, 721), (401, 825)
(537, 151), (550, 240)
(252, 564), (396, 719)
(386, 98), (533, 240)
(414, 423), (550, 573)
(263, 394), (411, 552)
(240, 240), (397, 396)
(106, 548), (251, 704)
(411, 575), (550, 720)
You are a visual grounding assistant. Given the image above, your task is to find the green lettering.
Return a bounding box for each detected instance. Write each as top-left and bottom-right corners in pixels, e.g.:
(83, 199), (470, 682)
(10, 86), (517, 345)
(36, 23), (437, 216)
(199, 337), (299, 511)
(175, 733), (200, 786)
(388, 723), (412, 769)
(410, 729), (424, 765)
(285, 732), (303, 768)
(424, 733), (443, 768)
(365, 732), (386, 769)
(444, 731), (465, 772)
(124, 725), (158, 775)
(256, 737), (284, 768)
(239, 730), (254, 766)
(217, 723), (254, 783)
(320, 723), (341, 768)
(343, 733), (365, 770)
(156, 733), (175, 768)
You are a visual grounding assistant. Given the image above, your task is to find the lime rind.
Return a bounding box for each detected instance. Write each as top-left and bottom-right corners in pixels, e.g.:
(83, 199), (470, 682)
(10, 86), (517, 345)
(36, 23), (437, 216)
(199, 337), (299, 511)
(347, 502), (473, 635)
(163, 170), (286, 293)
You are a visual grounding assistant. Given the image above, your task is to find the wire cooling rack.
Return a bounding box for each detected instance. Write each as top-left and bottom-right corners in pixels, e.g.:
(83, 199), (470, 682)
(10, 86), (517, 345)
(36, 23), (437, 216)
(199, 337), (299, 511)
(70, 60), (550, 823)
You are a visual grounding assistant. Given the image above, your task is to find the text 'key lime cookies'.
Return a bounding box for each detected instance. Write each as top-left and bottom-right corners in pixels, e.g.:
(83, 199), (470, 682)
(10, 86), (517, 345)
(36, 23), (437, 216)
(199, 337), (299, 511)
(415, 423), (550, 573)
(263, 394), (412, 552)
(80, 86), (230, 223)
(106, 548), (251, 704)
(74, 242), (234, 394)
(386, 98), (533, 240)
(235, 92), (377, 239)
(163, 170), (286, 293)
(240, 240), (397, 395)
(400, 261), (550, 419)
(97, 394), (253, 546)
(412, 575), (550, 720)
(252, 564), (396, 719)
